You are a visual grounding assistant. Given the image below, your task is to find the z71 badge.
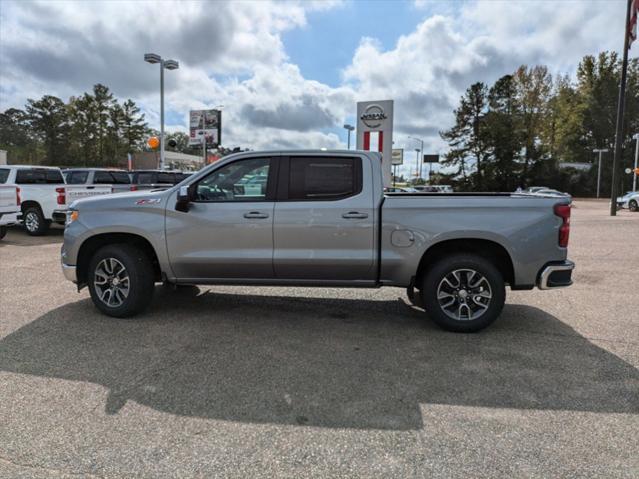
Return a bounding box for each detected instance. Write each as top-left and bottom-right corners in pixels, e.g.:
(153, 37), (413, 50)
(135, 198), (161, 205)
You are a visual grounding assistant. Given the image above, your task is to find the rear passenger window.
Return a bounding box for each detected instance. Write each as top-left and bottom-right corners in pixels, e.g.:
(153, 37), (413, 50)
(94, 171), (113, 184)
(0, 169), (9, 183)
(136, 172), (155, 184)
(45, 170), (64, 183)
(16, 169), (45, 184)
(111, 172), (131, 184)
(67, 171), (89, 184)
(157, 172), (174, 184)
(288, 157), (360, 200)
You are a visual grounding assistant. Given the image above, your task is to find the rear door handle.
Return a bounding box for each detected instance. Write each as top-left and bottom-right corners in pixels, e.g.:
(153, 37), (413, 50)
(243, 211), (269, 219)
(342, 211), (368, 219)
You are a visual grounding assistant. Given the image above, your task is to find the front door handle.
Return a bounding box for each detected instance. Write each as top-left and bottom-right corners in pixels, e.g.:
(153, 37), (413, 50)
(243, 211), (269, 219)
(342, 211), (368, 219)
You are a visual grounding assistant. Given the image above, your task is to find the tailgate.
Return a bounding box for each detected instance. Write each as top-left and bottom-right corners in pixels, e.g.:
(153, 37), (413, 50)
(63, 185), (113, 206)
(0, 185), (19, 212)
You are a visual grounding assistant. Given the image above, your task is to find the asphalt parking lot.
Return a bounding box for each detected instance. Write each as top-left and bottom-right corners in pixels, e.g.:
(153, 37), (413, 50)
(0, 200), (637, 478)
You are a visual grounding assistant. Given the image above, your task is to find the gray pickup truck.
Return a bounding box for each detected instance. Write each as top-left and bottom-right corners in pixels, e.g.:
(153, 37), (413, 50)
(61, 150), (574, 332)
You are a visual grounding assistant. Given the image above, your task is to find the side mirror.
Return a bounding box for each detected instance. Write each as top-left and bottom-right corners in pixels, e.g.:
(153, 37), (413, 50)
(176, 185), (191, 212)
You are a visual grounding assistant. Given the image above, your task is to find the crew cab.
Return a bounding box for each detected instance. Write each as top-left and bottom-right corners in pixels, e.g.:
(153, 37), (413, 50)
(0, 165), (112, 235)
(130, 170), (191, 191)
(63, 168), (134, 194)
(0, 183), (20, 240)
(61, 150), (574, 332)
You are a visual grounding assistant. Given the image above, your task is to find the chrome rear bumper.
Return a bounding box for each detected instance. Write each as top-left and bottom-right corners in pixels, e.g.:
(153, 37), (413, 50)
(538, 260), (574, 290)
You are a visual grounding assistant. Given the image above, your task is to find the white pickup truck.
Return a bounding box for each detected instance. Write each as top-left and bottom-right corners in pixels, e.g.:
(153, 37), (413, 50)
(0, 183), (20, 240)
(0, 165), (112, 235)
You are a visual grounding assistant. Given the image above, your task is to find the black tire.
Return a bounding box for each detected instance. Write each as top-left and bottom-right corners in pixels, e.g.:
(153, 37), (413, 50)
(87, 243), (155, 318)
(0, 226), (6, 240)
(421, 254), (506, 333)
(23, 206), (49, 236)
(629, 200), (638, 212)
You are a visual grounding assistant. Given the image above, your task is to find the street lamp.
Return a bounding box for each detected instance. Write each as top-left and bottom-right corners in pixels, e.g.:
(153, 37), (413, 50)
(408, 136), (424, 179)
(343, 124), (355, 149)
(144, 53), (179, 170)
(593, 148), (609, 198)
(633, 134), (639, 192)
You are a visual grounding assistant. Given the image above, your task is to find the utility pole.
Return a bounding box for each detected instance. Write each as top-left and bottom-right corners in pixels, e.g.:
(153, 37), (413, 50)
(633, 133), (639, 192)
(609, 0), (633, 215)
(343, 124), (354, 149)
(593, 149), (609, 198)
(408, 136), (424, 180)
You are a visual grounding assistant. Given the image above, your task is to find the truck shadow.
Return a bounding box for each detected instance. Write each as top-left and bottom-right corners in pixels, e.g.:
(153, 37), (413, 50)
(1, 288), (637, 430)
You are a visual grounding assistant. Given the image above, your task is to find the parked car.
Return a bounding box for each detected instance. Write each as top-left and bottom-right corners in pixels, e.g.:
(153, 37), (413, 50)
(130, 170), (191, 191)
(529, 188), (571, 198)
(0, 165), (112, 235)
(63, 168), (134, 193)
(385, 186), (417, 193)
(616, 191), (639, 211)
(0, 183), (20, 240)
(61, 150), (574, 332)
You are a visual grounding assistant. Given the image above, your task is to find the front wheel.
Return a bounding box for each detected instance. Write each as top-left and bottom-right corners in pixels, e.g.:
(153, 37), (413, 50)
(421, 254), (506, 333)
(629, 200), (638, 212)
(87, 244), (155, 318)
(0, 226), (6, 240)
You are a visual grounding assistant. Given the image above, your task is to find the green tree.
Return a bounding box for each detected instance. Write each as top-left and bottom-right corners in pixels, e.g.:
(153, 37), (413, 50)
(25, 95), (69, 165)
(485, 75), (523, 191)
(513, 65), (552, 183)
(0, 108), (40, 163)
(440, 82), (490, 189)
(121, 99), (147, 153)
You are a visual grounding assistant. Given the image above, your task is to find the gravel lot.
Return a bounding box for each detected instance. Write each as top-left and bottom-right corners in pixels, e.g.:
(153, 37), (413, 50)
(0, 200), (637, 478)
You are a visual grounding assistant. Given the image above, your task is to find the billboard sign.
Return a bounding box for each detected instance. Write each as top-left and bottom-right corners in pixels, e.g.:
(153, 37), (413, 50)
(391, 148), (404, 165)
(423, 154), (439, 163)
(189, 109), (222, 147)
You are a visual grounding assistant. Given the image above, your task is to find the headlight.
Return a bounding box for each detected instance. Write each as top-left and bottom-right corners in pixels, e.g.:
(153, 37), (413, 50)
(66, 209), (79, 226)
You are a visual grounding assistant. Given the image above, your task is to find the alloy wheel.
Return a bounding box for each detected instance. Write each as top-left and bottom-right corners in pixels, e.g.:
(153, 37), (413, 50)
(436, 268), (493, 321)
(94, 258), (130, 308)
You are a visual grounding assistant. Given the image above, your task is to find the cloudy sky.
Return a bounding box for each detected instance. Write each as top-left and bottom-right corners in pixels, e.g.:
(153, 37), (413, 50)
(0, 0), (636, 176)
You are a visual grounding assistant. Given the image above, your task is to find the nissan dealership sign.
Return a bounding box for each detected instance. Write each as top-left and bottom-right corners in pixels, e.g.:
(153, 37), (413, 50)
(356, 100), (393, 187)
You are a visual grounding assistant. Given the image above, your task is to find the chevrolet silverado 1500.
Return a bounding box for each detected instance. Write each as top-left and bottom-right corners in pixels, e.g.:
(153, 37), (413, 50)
(61, 150), (574, 332)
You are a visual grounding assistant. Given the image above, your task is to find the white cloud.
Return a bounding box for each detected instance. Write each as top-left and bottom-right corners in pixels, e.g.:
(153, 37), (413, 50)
(0, 0), (634, 172)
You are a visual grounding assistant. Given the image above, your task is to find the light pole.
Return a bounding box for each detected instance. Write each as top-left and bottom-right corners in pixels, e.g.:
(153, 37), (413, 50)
(593, 148), (609, 198)
(408, 136), (424, 179)
(144, 53), (179, 170)
(343, 124), (354, 149)
(633, 134), (639, 192)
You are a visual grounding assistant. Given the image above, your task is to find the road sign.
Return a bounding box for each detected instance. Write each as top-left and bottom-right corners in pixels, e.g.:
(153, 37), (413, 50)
(423, 154), (439, 163)
(391, 148), (404, 165)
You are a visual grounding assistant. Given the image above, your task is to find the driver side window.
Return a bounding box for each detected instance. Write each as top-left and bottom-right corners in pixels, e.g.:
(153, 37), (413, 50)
(195, 157), (271, 202)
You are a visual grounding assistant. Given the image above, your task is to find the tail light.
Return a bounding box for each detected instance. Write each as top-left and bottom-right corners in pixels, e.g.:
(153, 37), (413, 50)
(554, 204), (571, 247)
(16, 187), (21, 206)
(56, 187), (66, 205)
(130, 185), (138, 191)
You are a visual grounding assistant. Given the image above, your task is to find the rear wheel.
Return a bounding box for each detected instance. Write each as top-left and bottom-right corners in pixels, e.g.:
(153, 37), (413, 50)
(23, 206), (49, 236)
(87, 244), (155, 318)
(0, 226), (6, 240)
(421, 254), (505, 333)
(629, 199), (638, 212)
